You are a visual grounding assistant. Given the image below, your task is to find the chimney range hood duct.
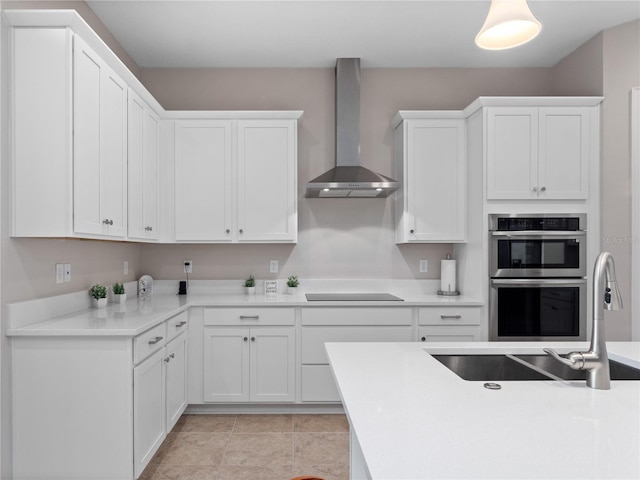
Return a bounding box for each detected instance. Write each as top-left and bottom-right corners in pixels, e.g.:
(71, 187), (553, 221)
(306, 58), (399, 198)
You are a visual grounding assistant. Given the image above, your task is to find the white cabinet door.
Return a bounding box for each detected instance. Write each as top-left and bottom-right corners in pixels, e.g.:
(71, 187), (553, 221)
(165, 332), (188, 432)
(73, 36), (127, 237)
(486, 106), (591, 200)
(175, 120), (233, 241)
(486, 107), (538, 200)
(203, 328), (250, 402)
(133, 348), (166, 479)
(419, 325), (481, 342)
(128, 90), (160, 240)
(237, 120), (297, 242)
(538, 107), (589, 200)
(396, 118), (465, 242)
(250, 327), (295, 402)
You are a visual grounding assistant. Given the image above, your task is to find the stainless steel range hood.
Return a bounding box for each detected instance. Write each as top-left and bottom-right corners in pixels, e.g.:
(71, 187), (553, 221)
(306, 58), (399, 198)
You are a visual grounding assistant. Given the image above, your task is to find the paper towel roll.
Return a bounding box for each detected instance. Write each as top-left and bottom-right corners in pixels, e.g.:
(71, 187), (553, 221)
(440, 259), (457, 293)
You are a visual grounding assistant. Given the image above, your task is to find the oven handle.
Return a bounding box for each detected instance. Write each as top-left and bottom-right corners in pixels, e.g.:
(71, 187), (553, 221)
(490, 230), (586, 237)
(490, 278), (587, 287)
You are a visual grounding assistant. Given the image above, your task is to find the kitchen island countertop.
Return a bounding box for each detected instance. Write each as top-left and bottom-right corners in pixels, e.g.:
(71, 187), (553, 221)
(326, 341), (640, 480)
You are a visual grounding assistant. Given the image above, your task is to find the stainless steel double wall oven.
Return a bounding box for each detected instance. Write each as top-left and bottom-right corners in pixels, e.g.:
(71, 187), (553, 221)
(489, 214), (587, 341)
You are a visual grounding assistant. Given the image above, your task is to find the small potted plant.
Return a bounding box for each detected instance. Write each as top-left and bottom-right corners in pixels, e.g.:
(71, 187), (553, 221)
(89, 284), (108, 309)
(286, 275), (299, 295)
(112, 282), (126, 304)
(244, 275), (256, 295)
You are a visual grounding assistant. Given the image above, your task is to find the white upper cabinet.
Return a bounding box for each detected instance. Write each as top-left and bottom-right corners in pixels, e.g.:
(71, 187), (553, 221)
(486, 105), (593, 200)
(128, 89), (160, 240)
(394, 114), (466, 243)
(174, 120), (234, 242)
(237, 120), (297, 242)
(73, 36), (128, 238)
(173, 116), (300, 243)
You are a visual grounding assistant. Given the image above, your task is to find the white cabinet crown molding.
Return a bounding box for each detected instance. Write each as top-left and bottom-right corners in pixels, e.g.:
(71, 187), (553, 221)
(4, 9), (164, 114)
(164, 110), (304, 120)
(463, 96), (604, 118)
(391, 110), (464, 129)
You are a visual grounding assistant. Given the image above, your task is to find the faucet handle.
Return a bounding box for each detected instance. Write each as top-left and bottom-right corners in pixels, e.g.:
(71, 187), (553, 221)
(543, 348), (585, 370)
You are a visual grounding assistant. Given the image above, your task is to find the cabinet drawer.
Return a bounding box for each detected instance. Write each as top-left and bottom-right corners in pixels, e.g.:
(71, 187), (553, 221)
(134, 323), (166, 365)
(204, 307), (295, 326)
(418, 325), (481, 342)
(301, 365), (341, 403)
(301, 307), (412, 326)
(418, 307), (481, 326)
(166, 311), (189, 342)
(301, 326), (412, 364)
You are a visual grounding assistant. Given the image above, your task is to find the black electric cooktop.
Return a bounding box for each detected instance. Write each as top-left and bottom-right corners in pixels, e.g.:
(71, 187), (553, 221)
(305, 293), (404, 302)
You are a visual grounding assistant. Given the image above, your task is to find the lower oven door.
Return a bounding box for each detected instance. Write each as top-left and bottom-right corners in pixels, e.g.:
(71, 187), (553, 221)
(489, 278), (586, 341)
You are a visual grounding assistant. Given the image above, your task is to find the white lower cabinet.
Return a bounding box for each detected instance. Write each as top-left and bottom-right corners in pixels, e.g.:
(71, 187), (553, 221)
(300, 307), (413, 402)
(202, 307), (296, 403)
(203, 327), (295, 402)
(11, 311), (188, 480)
(418, 307), (482, 342)
(134, 316), (189, 478)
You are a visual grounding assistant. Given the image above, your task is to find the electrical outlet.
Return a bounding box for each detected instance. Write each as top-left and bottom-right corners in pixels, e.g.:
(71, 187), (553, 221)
(64, 264), (71, 282)
(184, 260), (193, 274)
(124, 260), (128, 275)
(55, 264), (64, 284)
(419, 260), (428, 273)
(269, 260), (279, 273)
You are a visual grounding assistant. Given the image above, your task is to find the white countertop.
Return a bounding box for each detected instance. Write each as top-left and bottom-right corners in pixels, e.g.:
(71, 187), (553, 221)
(326, 341), (640, 480)
(6, 291), (482, 337)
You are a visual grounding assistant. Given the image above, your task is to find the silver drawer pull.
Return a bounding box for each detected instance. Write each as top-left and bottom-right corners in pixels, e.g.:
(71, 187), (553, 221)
(148, 336), (163, 345)
(239, 315), (259, 320)
(175, 321), (187, 328)
(440, 315), (462, 320)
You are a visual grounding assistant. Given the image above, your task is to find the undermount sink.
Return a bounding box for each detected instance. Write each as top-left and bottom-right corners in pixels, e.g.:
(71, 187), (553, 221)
(431, 354), (640, 382)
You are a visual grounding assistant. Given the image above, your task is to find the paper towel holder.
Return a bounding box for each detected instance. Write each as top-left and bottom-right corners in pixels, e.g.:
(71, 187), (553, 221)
(437, 254), (460, 296)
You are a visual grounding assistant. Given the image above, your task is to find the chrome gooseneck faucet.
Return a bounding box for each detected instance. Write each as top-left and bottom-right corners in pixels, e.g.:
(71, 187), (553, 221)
(544, 251), (622, 390)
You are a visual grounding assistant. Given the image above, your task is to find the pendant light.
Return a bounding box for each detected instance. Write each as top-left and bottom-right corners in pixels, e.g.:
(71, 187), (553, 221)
(475, 0), (542, 50)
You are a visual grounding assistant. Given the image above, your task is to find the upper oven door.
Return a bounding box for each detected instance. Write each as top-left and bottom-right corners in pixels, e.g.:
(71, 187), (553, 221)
(490, 231), (587, 278)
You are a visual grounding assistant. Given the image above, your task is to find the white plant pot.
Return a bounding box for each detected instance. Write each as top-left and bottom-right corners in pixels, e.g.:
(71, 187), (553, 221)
(92, 297), (107, 309)
(114, 293), (127, 304)
(288, 286), (298, 295)
(245, 286), (256, 295)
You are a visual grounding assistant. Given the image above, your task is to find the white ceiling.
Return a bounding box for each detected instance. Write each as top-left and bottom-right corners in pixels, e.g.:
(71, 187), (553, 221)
(86, 0), (640, 68)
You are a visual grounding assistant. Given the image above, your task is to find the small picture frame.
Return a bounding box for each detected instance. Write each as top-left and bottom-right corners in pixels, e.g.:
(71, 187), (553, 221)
(264, 280), (278, 296)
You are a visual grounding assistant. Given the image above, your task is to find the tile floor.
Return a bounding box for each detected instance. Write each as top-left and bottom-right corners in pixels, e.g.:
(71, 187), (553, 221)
(140, 413), (350, 480)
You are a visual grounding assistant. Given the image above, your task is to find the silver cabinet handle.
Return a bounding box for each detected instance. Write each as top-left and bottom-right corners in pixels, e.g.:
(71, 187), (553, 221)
(540, 186), (546, 192)
(239, 229), (244, 234)
(103, 219), (113, 225)
(239, 315), (259, 320)
(532, 187), (538, 193)
(148, 336), (163, 345)
(440, 315), (462, 319)
(243, 337), (248, 341)
(226, 229), (230, 234)
(164, 357), (171, 363)
(410, 229), (415, 234)
(170, 353), (175, 359)
(175, 321), (187, 328)
(421, 336), (426, 342)
(251, 336), (256, 342)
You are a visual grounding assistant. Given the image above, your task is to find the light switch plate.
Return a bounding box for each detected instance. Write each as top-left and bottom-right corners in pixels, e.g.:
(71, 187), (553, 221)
(269, 260), (279, 273)
(55, 264), (64, 284)
(419, 260), (428, 273)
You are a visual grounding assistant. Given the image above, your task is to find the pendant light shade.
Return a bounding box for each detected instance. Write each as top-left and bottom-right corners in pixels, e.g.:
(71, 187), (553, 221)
(475, 0), (542, 50)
